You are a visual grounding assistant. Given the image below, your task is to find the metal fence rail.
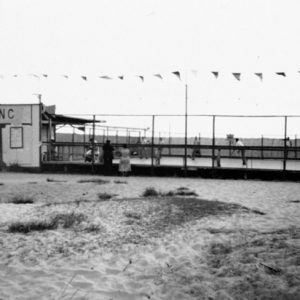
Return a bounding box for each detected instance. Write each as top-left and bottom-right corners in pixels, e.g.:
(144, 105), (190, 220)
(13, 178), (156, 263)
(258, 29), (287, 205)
(42, 113), (300, 174)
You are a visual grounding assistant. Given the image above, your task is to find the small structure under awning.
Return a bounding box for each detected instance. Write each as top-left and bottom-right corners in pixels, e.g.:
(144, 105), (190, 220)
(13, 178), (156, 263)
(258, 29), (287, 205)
(41, 105), (105, 161)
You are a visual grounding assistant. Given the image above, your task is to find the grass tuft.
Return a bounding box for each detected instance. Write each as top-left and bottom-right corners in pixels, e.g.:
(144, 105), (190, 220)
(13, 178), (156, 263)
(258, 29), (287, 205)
(174, 189), (198, 196)
(142, 187), (159, 197)
(47, 178), (67, 183)
(124, 211), (142, 220)
(98, 193), (114, 201)
(114, 180), (128, 184)
(8, 220), (56, 233)
(51, 212), (86, 229)
(78, 179), (109, 184)
(8, 212), (87, 233)
(8, 195), (34, 204)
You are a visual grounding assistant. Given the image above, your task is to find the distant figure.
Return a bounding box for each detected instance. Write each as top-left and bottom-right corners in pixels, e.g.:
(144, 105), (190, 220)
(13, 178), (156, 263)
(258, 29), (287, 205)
(102, 140), (114, 175)
(119, 144), (131, 176)
(285, 137), (292, 147)
(155, 137), (164, 165)
(85, 138), (99, 163)
(216, 147), (221, 167)
(235, 138), (247, 166)
(191, 136), (201, 160)
(285, 137), (292, 158)
(140, 136), (149, 159)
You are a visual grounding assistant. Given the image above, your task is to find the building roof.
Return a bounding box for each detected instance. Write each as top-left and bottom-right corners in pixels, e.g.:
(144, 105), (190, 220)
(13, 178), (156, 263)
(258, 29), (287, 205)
(42, 111), (103, 125)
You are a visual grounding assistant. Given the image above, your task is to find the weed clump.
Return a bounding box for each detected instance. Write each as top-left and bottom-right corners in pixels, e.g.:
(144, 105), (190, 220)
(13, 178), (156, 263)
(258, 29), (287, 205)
(8, 220), (56, 233)
(47, 178), (67, 183)
(8, 212), (86, 233)
(78, 179), (109, 184)
(51, 212), (86, 229)
(98, 193), (114, 201)
(8, 196), (34, 204)
(124, 211), (142, 220)
(114, 180), (128, 184)
(142, 187), (159, 197)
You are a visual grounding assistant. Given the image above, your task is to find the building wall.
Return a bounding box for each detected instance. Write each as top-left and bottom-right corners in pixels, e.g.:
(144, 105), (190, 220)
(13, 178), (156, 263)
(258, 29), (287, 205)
(1, 104), (41, 167)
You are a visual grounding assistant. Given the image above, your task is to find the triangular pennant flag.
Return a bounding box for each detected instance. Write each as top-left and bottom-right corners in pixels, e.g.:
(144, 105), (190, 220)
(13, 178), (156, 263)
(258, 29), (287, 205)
(212, 71), (219, 78)
(29, 73), (39, 78)
(62, 75), (69, 79)
(42, 74), (48, 78)
(276, 72), (286, 77)
(81, 76), (87, 81)
(232, 73), (241, 81)
(137, 75), (144, 82)
(99, 76), (113, 80)
(154, 74), (163, 80)
(172, 71), (181, 80)
(254, 73), (263, 81)
(118, 76), (124, 80)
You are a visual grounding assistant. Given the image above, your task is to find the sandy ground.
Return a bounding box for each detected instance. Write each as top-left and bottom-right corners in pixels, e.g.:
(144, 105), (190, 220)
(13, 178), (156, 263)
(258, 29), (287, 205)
(0, 172), (300, 300)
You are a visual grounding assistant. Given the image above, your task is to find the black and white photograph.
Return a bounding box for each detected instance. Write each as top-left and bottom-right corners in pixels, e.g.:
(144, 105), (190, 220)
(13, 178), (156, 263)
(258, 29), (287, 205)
(0, 0), (300, 299)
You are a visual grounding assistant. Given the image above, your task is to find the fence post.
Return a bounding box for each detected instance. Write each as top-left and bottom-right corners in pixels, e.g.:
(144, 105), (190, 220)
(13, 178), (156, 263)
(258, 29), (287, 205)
(151, 115), (155, 175)
(92, 115), (96, 173)
(184, 84), (188, 177)
(83, 125), (86, 158)
(212, 115), (216, 168)
(295, 134), (297, 159)
(261, 135), (264, 159)
(283, 116), (287, 173)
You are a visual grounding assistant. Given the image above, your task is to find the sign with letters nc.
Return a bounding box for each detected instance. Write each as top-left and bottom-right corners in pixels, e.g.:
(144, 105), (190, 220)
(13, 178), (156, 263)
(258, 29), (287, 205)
(0, 105), (32, 125)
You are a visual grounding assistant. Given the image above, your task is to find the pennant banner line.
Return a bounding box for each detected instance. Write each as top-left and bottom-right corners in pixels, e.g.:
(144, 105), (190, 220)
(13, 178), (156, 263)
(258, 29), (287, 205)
(0, 70), (299, 82)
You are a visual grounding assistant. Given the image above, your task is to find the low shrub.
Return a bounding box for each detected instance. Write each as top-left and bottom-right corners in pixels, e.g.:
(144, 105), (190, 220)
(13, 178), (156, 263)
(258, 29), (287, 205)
(8, 212), (86, 233)
(8, 220), (56, 233)
(9, 196), (34, 204)
(47, 178), (67, 183)
(142, 187), (159, 197)
(98, 193), (114, 201)
(51, 212), (86, 229)
(124, 211), (142, 219)
(114, 180), (128, 184)
(78, 179), (109, 184)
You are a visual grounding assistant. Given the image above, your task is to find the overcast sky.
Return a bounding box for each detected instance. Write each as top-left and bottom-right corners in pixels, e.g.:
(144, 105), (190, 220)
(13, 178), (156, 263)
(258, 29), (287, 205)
(1, 0), (300, 136)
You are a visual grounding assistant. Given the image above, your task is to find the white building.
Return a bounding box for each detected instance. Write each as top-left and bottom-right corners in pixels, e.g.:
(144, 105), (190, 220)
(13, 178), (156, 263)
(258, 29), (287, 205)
(0, 103), (97, 169)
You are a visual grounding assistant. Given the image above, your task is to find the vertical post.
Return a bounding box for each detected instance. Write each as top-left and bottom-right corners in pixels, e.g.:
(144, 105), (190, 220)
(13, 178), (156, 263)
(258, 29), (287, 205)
(0, 125), (4, 168)
(116, 130), (119, 145)
(283, 116), (287, 172)
(168, 124), (171, 156)
(92, 115), (96, 173)
(199, 132), (201, 156)
(83, 125), (86, 158)
(212, 115), (216, 168)
(184, 84), (188, 176)
(38, 95), (42, 167)
(71, 127), (75, 161)
(261, 135), (264, 159)
(151, 115), (155, 175)
(295, 134), (297, 159)
(49, 118), (53, 161)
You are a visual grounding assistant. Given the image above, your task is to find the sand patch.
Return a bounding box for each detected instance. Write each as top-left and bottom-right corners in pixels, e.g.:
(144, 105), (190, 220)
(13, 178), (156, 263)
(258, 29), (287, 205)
(0, 172), (300, 299)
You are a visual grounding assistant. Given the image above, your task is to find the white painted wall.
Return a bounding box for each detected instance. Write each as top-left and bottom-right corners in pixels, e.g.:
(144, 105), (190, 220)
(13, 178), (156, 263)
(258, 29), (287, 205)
(1, 104), (41, 167)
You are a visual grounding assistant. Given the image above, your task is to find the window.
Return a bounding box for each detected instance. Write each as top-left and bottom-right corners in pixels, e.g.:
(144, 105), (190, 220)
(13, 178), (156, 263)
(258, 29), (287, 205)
(10, 127), (23, 149)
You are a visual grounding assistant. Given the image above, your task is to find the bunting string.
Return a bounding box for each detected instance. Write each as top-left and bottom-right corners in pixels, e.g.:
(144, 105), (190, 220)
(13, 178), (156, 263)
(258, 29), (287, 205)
(0, 69), (298, 82)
